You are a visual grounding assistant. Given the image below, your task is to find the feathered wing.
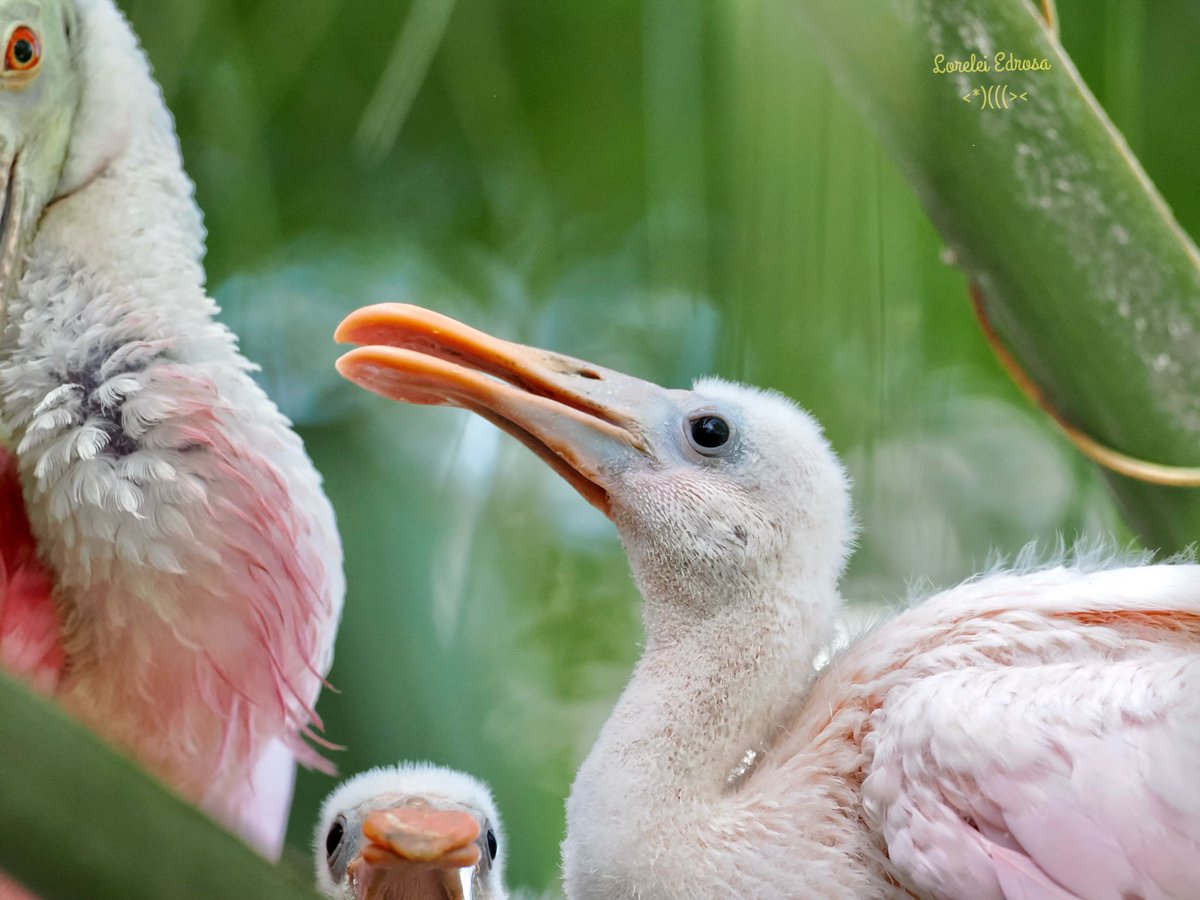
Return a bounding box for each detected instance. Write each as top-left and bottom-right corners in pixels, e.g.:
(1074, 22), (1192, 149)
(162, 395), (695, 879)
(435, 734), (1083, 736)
(0, 449), (63, 694)
(189, 403), (343, 854)
(863, 649), (1200, 900)
(1, 291), (344, 857)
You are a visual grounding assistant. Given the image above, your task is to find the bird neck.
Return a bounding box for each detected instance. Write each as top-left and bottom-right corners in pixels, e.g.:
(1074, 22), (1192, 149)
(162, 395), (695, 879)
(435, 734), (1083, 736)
(610, 574), (836, 793)
(589, 504), (848, 793)
(565, 573), (843, 895)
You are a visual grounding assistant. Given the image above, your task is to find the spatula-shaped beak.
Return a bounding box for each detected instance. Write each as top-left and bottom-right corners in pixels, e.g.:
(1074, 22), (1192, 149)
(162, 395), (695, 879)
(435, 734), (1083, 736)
(336, 304), (666, 517)
(350, 806), (482, 900)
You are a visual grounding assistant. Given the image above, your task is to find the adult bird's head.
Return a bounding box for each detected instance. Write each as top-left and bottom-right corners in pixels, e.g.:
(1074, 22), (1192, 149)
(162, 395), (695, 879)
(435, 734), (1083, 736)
(336, 305), (853, 637)
(0, 2), (80, 301)
(316, 763), (507, 900)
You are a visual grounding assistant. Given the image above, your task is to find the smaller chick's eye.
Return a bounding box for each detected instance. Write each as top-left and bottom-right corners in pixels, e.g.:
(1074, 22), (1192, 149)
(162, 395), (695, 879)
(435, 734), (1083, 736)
(325, 818), (345, 863)
(688, 415), (731, 454)
(5, 27), (40, 72)
(486, 828), (498, 861)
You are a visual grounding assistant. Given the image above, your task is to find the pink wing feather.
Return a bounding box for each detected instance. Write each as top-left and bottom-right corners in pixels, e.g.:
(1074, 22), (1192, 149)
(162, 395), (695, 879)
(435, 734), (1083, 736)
(0, 448), (64, 694)
(866, 654), (1200, 900)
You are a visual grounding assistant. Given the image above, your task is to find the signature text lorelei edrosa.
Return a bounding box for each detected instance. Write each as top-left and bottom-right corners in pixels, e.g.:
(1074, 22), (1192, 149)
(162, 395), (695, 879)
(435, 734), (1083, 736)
(932, 52), (1052, 74)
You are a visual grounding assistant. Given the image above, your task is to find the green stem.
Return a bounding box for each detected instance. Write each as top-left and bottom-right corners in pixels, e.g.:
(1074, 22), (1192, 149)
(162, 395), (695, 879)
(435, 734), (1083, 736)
(790, 0), (1200, 551)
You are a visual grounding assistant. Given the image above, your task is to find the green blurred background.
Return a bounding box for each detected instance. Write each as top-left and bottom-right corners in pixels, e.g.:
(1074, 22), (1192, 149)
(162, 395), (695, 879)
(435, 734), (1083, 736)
(117, 0), (1199, 891)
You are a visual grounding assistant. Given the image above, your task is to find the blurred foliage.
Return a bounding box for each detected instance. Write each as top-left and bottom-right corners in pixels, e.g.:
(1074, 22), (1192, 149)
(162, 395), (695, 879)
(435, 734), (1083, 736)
(112, 0), (1199, 892)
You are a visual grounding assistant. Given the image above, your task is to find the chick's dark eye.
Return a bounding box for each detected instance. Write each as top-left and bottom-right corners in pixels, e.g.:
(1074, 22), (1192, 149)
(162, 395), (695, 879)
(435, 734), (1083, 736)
(325, 819), (345, 861)
(486, 828), (498, 861)
(689, 415), (730, 451)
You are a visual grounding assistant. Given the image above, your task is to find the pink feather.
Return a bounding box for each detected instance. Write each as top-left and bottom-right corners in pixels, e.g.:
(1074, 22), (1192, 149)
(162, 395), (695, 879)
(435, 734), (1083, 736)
(854, 571), (1200, 899)
(0, 448), (64, 694)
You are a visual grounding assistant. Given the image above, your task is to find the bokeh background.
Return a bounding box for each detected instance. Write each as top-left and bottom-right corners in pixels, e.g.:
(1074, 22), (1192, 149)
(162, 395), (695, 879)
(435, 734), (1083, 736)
(117, 0), (1199, 891)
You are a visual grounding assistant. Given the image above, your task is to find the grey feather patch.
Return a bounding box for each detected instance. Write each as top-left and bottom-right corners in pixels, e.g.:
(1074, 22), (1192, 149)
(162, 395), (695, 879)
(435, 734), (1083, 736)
(63, 343), (163, 458)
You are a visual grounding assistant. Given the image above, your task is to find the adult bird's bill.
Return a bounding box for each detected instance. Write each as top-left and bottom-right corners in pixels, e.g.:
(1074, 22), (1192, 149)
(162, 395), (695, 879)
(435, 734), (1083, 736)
(316, 763), (507, 900)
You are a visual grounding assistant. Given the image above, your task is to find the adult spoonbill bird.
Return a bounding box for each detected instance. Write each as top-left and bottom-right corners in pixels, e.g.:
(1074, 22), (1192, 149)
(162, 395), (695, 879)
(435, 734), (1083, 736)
(336, 304), (1200, 900)
(0, 0), (343, 870)
(316, 762), (507, 900)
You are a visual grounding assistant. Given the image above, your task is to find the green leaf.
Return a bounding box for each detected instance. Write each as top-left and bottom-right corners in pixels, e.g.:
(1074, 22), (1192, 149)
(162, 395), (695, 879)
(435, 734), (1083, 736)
(0, 672), (322, 900)
(789, 0), (1200, 551)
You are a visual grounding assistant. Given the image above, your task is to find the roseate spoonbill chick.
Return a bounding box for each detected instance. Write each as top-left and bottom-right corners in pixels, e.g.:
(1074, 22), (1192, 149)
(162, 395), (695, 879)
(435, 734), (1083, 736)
(336, 304), (1200, 900)
(316, 763), (507, 900)
(0, 0), (343, 868)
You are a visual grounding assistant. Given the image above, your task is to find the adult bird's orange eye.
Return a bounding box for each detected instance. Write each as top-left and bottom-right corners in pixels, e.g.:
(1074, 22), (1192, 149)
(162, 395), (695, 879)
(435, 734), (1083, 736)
(5, 26), (40, 72)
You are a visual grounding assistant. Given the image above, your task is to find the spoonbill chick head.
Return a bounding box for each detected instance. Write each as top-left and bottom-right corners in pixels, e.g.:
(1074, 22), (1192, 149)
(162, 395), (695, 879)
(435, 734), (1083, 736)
(335, 305), (853, 627)
(316, 763), (506, 900)
(0, 1), (80, 292)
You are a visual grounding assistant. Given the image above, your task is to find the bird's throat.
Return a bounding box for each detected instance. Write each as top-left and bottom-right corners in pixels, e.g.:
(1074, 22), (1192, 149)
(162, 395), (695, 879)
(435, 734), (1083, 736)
(564, 585), (838, 898)
(579, 582), (834, 800)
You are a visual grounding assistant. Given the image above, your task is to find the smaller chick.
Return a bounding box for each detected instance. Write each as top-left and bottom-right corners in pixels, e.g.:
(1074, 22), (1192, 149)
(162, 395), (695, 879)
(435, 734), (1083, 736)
(316, 763), (506, 900)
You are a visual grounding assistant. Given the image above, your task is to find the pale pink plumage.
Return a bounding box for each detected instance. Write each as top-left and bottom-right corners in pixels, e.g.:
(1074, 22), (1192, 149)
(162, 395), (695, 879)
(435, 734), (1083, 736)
(784, 564), (1200, 899)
